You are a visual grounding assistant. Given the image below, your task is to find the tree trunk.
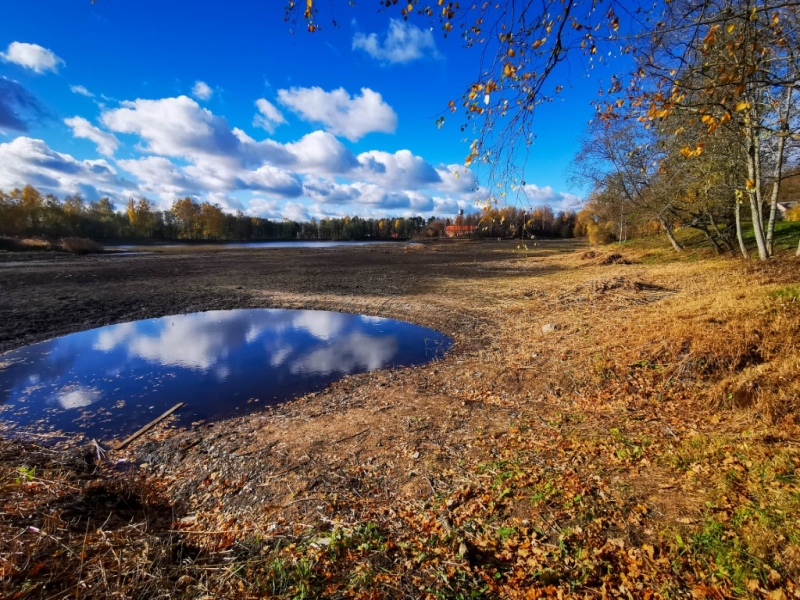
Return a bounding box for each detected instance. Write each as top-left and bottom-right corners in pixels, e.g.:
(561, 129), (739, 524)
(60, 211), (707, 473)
(745, 116), (770, 261)
(735, 195), (749, 259)
(658, 216), (683, 252)
(707, 211), (734, 253)
(766, 85), (792, 257)
(694, 225), (724, 254)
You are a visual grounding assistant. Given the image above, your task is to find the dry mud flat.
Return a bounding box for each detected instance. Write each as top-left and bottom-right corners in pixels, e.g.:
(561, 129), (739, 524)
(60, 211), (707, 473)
(1, 240), (799, 599)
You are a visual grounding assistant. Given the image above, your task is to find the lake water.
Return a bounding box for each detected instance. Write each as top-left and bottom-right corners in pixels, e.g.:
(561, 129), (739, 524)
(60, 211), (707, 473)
(108, 241), (398, 250)
(0, 310), (451, 442)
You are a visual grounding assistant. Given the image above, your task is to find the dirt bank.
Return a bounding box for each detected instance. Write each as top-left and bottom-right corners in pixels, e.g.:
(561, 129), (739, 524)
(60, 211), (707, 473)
(1, 240), (799, 599)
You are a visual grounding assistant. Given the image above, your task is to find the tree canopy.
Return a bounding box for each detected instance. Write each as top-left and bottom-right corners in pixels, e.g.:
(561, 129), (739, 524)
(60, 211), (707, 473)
(289, 0), (800, 258)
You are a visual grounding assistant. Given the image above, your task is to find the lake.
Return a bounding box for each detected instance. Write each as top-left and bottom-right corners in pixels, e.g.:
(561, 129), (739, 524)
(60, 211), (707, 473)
(107, 241), (402, 250)
(0, 309), (451, 442)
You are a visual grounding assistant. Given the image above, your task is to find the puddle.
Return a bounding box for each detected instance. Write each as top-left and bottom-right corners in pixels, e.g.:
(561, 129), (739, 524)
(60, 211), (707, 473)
(0, 310), (451, 442)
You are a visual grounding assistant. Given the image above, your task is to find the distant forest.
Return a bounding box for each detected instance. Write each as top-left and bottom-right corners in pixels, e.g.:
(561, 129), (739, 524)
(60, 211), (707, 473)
(0, 185), (578, 242)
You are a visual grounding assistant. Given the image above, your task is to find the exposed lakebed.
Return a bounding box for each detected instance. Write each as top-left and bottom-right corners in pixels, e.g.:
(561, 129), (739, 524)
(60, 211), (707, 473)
(0, 309), (451, 441)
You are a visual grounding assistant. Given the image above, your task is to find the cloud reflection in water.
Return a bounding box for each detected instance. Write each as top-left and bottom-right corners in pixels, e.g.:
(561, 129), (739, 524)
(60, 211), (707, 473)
(0, 309), (451, 440)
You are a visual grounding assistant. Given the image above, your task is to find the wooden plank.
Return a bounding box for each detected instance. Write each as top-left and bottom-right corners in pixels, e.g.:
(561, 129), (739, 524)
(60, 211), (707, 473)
(113, 402), (184, 450)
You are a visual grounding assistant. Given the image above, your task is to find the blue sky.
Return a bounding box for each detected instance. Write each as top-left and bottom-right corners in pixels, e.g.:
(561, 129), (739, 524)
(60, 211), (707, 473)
(0, 0), (600, 220)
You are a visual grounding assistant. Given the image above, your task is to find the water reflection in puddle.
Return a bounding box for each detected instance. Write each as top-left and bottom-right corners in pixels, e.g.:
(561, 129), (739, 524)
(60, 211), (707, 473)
(0, 310), (451, 441)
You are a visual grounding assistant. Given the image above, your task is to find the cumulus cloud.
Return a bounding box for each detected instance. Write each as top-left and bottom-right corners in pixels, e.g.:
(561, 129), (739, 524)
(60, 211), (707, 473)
(356, 149), (441, 189)
(206, 192), (245, 212)
(192, 80), (213, 100)
(70, 85), (94, 98)
(9, 89), (474, 218)
(0, 77), (47, 132)
(247, 197), (282, 218)
(277, 86), (397, 142)
(64, 116), (119, 157)
(235, 164), (303, 197)
(0, 42), (64, 74)
(101, 95), (241, 159)
(57, 386), (101, 410)
(433, 164), (477, 195)
(253, 98), (286, 133)
(0, 136), (121, 198)
(302, 177), (362, 205)
(301, 178), (433, 211)
(353, 19), (438, 64)
(521, 184), (584, 212)
(286, 130), (358, 175)
(100, 96), (292, 168)
(282, 201), (310, 222)
(291, 332), (398, 375)
(117, 156), (202, 202)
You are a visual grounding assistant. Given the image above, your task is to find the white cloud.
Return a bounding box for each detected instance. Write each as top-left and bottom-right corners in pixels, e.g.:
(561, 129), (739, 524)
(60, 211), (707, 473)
(286, 131), (358, 175)
(0, 137), (121, 199)
(254, 98), (286, 133)
(64, 116), (119, 157)
(5, 89), (476, 219)
(57, 386), (101, 410)
(520, 184), (584, 212)
(236, 164), (303, 196)
(302, 177), (362, 205)
(101, 96), (292, 168)
(353, 183), (434, 211)
(206, 192), (245, 212)
(291, 332), (398, 375)
(70, 85), (93, 98)
(293, 311), (348, 341)
(432, 196), (462, 215)
(192, 80), (213, 100)
(434, 164), (477, 195)
(277, 86), (397, 142)
(247, 197), (282, 218)
(0, 42), (64, 74)
(353, 19), (438, 64)
(117, 156), (202, 203)
(282, 201), (310, 222)
(356, 149), (441, 189)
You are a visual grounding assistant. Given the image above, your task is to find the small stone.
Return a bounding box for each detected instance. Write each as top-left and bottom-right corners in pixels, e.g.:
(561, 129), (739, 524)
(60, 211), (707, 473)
(541, 323), (558, 333)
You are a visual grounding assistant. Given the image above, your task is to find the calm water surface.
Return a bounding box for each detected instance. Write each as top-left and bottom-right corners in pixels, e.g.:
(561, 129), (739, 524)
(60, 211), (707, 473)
(0, 310), (451, 441)
(108, 241), (397, 250)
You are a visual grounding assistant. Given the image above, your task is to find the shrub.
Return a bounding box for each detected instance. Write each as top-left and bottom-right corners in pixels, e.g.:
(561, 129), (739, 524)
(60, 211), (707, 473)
(784, 205), (800, 222)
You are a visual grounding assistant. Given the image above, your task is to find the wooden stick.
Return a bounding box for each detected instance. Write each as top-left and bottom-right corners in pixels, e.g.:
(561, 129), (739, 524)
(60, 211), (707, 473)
(113, 402), (184, 450)
(332, 427), (370, 445)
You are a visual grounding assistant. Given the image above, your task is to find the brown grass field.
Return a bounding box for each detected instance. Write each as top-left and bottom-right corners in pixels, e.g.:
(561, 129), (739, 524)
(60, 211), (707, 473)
(0, 237), (798, 599)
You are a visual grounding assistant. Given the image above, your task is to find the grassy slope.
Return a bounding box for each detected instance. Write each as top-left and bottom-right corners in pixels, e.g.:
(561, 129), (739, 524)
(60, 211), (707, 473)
(1, 236), (799, 599)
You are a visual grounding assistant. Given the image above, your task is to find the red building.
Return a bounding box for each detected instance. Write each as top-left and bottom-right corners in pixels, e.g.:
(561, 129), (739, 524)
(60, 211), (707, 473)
(444, 225), (476, 238)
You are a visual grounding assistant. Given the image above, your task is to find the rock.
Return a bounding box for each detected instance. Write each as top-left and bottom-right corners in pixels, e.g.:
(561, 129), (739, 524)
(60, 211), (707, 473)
(541, 323), (560, 334)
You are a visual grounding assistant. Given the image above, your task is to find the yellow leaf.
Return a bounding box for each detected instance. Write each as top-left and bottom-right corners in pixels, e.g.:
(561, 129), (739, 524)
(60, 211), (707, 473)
(735, 101), (751, 111)
(727, 23), (735, 33)
(745, 179), (755, 190)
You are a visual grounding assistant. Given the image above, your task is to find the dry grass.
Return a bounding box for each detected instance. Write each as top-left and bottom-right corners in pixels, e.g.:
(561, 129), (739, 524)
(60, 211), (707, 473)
(59, 237), (104, 254)
(1, 241), (799, 598)
(0, 236), (104, 254)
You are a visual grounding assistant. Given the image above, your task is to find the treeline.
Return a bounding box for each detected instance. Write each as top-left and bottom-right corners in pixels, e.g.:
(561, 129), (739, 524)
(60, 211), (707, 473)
(0, 185), (578, 243)
(436, 206), (578, 239)
(0, 186), (429, 241)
